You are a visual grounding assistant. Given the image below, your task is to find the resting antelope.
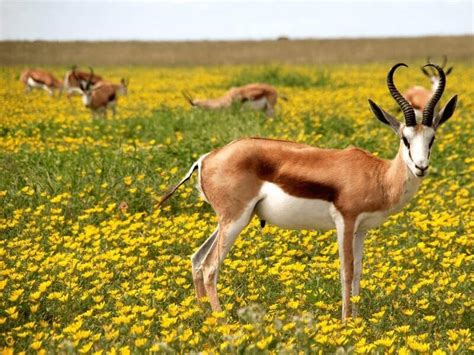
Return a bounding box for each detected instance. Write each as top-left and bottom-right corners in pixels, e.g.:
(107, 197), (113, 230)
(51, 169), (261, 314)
(159, 63), (457, 320)
(404, 56), (454, 118)
(183, 83), (281, 117)
(75, 69), (128, 118)
(20, 69), (63, 96)
(63, 66), (103, 99)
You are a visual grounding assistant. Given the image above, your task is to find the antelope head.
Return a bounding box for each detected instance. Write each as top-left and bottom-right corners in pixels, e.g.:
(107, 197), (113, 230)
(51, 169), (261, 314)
(74, 67), (94, 107)
(118, 78), (129, 96)
(369, 63), (458, 178)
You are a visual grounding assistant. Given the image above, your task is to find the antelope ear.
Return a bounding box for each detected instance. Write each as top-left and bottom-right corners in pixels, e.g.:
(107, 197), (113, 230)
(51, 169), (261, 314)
(433, 95), (458, 130)
(445, 67), (453, 75)
(421, 66), (432, 77)
(368, 99), (401, 135)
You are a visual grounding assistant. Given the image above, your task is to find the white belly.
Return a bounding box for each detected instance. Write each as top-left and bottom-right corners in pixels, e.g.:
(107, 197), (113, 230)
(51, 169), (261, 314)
(255, 182), (335, 230)
(27, 77), (45, 89)
(244, 97), (267, 111)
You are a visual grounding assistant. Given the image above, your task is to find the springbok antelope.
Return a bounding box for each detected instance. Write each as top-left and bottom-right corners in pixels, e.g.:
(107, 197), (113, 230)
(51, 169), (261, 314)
(183, 83), (281, 117)
(159, 63), (458, 320)
(76, 69), (128, 118)
(20, 69), (63, 96)
(404, 56), (454, 118)
(63, 66), (103, 99)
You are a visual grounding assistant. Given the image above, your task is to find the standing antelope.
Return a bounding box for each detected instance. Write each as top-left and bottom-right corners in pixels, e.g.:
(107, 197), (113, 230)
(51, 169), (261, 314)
(183, 83), (281, 117)
(404, 56), (454, 118)
(159, 63), (457, 320)
(63, 66), (103, 99)
(75, 69), (128, 118)
(20, 69), (63, 96)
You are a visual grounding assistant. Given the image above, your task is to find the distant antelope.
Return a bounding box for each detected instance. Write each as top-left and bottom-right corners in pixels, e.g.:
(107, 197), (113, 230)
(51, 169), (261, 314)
(76, 69), (128, 118)
(159, 63), (457, 320)
(20, 69), (63, 96)
(183, 83), (282, 117)
(63, 66), (103, 99)
(404, 56), (454, 118)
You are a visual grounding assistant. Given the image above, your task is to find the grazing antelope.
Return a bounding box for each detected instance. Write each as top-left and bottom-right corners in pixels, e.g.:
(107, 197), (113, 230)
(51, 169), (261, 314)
(63, 66), (103, 99)
(183, 83), (281, 117)
(404, 56), (454, 118)
(159, 63), (457, 320)
(75, 69), (128, 118)
(20, 69), (63, 96)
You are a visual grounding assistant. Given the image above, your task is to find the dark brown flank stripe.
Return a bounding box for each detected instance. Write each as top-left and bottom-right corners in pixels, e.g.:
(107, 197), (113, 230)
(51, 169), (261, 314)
(255, 158), (337, 201)
(30, 75), (46, 85)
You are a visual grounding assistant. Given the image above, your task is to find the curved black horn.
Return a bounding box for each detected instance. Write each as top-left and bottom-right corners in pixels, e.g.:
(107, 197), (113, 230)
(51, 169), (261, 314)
(441, 55), (448, 68)
(422, 64), (446, 126)
(387, 63), (416, 126)
(424, 57), (436, 76)
(86, 67), (94, 89)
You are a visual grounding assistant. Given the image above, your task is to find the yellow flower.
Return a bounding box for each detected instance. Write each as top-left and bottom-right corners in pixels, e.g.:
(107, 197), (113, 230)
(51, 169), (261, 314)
(30, 341), (42, 350)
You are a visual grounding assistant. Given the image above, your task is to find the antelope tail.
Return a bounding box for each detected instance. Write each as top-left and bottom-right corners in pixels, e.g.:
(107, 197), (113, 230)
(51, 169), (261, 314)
(182, 90), (195, 106)
(157, 154), (208, 207)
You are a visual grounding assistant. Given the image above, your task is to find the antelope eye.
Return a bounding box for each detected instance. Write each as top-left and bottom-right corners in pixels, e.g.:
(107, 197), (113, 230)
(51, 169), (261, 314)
(402, 137), (410, 148)
(429, 137), (435, 149)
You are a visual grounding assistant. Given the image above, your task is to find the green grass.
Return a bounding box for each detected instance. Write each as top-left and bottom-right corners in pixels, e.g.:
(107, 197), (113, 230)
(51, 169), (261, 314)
(1, 64), (472, 352)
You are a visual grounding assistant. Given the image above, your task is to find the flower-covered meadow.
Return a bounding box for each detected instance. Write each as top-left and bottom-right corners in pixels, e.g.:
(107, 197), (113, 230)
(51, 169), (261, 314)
(0, 64), (472, 353)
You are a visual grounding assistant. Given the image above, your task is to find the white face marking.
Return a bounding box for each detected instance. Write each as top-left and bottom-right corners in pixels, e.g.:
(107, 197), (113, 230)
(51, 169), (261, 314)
(401, 125), (435, 178)
(82, 91), (92, 107)
(118, 84), (128, 96)
(256, 182), (335, 230)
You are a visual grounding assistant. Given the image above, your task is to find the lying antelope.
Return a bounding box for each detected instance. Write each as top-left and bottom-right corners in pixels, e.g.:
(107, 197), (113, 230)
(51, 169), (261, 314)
(159, 63), (457, 320)
(183, 83), (281, 116)
(76, 69), (128, 118)
(404, 56), (454, 118)
(63, 66), (103, 99)
(20, 69), (63, 96)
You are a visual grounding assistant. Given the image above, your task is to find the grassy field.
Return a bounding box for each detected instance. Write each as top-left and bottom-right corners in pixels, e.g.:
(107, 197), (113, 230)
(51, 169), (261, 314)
(1, 36), (473, 66)
(0, 62), (473, 352)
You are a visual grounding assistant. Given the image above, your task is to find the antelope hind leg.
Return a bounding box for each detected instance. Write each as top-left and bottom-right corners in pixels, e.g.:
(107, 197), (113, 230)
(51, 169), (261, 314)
(191, 227), (219, 299)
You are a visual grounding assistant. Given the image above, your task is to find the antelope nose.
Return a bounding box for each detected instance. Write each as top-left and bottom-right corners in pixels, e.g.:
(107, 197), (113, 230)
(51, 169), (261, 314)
(415, 163), (428, 172)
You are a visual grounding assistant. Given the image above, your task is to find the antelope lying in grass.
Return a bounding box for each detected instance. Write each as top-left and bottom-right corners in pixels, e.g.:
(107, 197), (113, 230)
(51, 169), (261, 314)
(63, 66), (103, 99)
(75, 69), (129, 118)
(159, 63), (457, 320)
(183, 83), (281, 117)
(404, 56), (454, 118)
(20, 69), (63, 96)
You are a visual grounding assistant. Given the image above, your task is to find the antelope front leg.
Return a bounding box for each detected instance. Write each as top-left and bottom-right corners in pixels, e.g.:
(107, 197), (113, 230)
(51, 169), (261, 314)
(336, 216), (355, 321)
(265, 104), (275, 117)
(352, 230), (366, 317)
